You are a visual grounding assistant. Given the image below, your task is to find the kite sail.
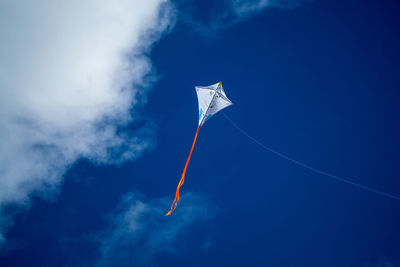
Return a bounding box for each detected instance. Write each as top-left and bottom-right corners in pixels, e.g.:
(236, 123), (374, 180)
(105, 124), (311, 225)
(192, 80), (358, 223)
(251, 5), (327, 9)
(165, 82), (233, 216)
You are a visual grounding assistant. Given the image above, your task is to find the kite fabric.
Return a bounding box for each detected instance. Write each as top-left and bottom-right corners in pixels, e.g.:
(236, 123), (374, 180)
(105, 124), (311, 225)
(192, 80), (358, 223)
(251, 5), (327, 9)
(165, 82), (233, 216)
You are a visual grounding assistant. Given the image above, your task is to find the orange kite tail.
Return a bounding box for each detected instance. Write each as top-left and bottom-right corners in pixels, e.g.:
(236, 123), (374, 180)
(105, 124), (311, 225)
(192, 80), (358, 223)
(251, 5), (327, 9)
(165, 127), (200, 216)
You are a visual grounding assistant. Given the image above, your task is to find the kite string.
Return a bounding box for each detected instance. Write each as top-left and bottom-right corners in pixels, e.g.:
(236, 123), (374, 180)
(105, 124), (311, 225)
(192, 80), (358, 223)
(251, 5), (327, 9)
(166, 127), (200, 216)
(222, 111), (400, 201)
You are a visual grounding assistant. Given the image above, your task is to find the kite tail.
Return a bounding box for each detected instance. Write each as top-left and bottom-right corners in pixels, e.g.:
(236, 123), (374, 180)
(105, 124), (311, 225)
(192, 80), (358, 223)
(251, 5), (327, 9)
(165, 127), (200, 216)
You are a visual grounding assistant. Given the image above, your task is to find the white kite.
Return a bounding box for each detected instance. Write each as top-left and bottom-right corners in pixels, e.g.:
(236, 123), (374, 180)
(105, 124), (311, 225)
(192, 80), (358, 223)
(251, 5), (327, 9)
(166, 82), (233, 216)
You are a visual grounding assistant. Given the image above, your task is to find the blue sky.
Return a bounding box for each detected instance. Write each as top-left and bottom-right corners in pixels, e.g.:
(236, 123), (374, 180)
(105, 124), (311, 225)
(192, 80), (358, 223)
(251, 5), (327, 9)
(1, 0), (400, 266)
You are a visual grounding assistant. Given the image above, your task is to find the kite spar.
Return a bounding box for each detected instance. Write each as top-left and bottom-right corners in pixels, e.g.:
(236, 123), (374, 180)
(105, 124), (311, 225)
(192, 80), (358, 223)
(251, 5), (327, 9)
(165, 82), (233, 216)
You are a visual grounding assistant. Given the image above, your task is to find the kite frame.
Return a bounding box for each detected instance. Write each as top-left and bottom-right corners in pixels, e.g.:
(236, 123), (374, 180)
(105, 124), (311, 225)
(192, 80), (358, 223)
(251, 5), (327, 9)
(199, 88), (233, 127)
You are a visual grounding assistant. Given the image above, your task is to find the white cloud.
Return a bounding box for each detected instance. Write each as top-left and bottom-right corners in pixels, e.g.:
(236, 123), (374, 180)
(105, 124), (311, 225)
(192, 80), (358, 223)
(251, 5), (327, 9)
(0, 0), (174, 243)
(95, 192), (217, 267)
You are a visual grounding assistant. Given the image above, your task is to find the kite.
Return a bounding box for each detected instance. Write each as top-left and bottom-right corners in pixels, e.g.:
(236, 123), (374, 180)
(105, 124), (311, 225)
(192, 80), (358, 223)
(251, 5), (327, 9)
(165, 82), (233, 216)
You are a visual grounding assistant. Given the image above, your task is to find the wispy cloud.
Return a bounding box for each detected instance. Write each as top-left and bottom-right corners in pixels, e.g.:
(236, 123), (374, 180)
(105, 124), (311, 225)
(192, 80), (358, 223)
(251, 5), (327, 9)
(0, 0), (174, 244)
(364, 258), (400, 267)
(232, 0), (304, 18)
(177, 0), (306, 33)
(95, 192), (217, 267)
